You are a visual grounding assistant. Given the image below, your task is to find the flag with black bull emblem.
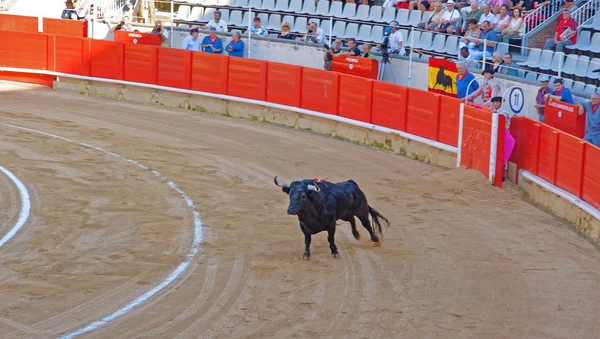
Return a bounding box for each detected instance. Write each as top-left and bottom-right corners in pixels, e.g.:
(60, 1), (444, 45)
(427, 58), (458, 97)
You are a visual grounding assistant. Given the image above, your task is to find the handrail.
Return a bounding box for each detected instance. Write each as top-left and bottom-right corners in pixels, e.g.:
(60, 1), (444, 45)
(571, 0), (600, 28)
(94, 0), (128, 20)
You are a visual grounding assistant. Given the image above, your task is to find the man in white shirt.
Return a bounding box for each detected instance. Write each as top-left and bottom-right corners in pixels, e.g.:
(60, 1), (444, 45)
(204, 10), (228, 32)
(457, 46), (478, 68)
(182, 27), (201, 51)
(303, 22), (324, 44)
(436, 0), (461, 34)
(478, 4), (496, 26)
(377, 21), (406, 56)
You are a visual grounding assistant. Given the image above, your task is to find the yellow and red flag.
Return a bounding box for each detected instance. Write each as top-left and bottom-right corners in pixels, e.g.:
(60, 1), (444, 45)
(427, 58), (458, 97)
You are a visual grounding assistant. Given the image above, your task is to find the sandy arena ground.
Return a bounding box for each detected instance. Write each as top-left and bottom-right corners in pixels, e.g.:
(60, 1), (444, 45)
(1, 81), (600, 339)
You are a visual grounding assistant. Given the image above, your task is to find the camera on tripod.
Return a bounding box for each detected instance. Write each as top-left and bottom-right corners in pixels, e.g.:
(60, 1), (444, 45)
(381, 26), (392, 59)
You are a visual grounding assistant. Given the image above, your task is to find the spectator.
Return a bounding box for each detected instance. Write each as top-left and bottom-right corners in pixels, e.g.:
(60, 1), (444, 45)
(499, 53), (521, 77)
(201, 27), (223, 54)
(459, 18), (482, 50)
(544, 78), (574, 104)
(501, 8), (523, 43)
(150, 20), (168, 47)
(490, 51), (503, 73)
(466, 67), (501, 106)
(205, 10), (228, 32)
(363, 43), (377, 59)
(471, 20), (497, 60)
(226, 32), (244, 57)
(377, 21), (406, 56)
(324, 39), (343, 71)
(249, 17), (268, 36)
(544, 9), (577, 52)
(491, 5), (511, 35)
(435, 0), (461, 34)
(182, 27), (201, 51)
(382, 0), (400, 9)
(418, 1), (444, 30)
(457, 1), (483, 36)
(278, 22), (295, 40)
(478, 4), (496, 26)
(456, 62), (480, 101)
(303, 22), (325, 44)
(111, 15), (133, 32)
(561, 0), (575, 11)
(534, 75), (551, 123)
(489, 96), (516, 181)
(578, 93), (600, 147)
(338, 38), (362, 56)
(458, 46), (478, 68)
(488, 0), (510, 14)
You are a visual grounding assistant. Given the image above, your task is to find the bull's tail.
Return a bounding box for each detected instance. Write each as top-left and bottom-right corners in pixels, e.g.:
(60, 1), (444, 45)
(368, 206), (390, 237)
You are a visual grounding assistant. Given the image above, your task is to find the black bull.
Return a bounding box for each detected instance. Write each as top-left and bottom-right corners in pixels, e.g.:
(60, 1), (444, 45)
(274, 176), (390, 259)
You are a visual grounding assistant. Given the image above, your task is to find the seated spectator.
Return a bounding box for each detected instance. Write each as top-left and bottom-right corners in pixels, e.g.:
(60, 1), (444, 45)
(182, 27), (201, 51)
(456, 62), (480, 101)
(204, 10), (228, 32)
(501, 8), (523, 43)
(435, 0), (461, 34)
(490, 51), (503, 73)
(543, 9), (577, 52)
(377, 21), (406, 56)
(150, 20), (168, 47)
(488, 0), (510, 14)
(278, 22), (295, 40)
(478, 5), (496, 26)
(324, 39), (343, 71)
(382, 0), (400, 9)
(201, 27), (223, 54)
(578, 93), (600, 147)
(226, 32), (245, 57)
(471, 21), (497, 60)
(498, 53), (522, 77)
(302, 22), (325, 44)
(535, 75), (551, 123)
(111, 15), (133, 32)
(457, 1), (483, 36)
(249, 17), (268, 36)
(418, 1), (444, 30)
(337, 38), (362, 57)
(459, 19), (482, 50)
(466, 67), (501, 106)
(544, 78), (574, 104)
(561, 0), (575, 10)
(458, 46), (479, 69)
(491, 5), (511, 35)
(363, 43), (377, 59)
(489, 96), (516, 181)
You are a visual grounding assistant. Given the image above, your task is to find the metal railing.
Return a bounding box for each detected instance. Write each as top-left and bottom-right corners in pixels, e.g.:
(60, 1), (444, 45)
(571, 0), (600, 27)
(94, 0), (129, 20)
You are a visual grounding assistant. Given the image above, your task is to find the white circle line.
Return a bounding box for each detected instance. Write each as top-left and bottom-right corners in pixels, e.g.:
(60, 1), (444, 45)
(0, 165), (31, 248)
(0, 122), (203, 339)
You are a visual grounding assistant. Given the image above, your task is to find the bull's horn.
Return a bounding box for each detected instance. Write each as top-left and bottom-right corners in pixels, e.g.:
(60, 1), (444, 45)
(307, 183), (321, 192)
(274, 176), (290, 188)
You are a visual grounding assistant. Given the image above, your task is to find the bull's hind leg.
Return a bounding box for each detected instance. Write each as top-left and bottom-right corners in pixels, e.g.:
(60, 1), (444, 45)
(343, 217), (360, 240)
(302, 231), (311, 259)
(327, 226), (339, 258)
(357, 214), (380, 246)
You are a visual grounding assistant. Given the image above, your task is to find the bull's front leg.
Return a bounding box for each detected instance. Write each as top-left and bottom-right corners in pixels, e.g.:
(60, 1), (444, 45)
(303, 231), (311, 259)
(327, 226), (339, 258)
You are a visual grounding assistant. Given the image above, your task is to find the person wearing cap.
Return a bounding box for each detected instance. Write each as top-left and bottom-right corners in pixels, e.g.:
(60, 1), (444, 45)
(490, 96), (516, 180)
(534, 75), (552, 123)
(376, 21), (406, 56)
(466, 66), (501, 106)
(435, 0), (461, 34)
(544, 78), (574, 104)
(249, 17), (268, 37)
(205, 10), (228, 33)
(456, 62), (480, 102)
(543, 9), (577, 52)
(182, 27), (201, 51)
(577, 93), (600, 147)
(226, 31), (245, 57)
(201, 27), (223, 54)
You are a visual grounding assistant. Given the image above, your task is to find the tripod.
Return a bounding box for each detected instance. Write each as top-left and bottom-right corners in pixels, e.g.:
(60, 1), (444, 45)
(377, 54), (397, 84)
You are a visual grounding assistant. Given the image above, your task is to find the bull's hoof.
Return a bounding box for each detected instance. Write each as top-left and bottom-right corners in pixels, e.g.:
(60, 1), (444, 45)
(332, 252), (339, 258)
(353, 232), (361, 240)
(302, 252), (310, 260)
(373, 240), (382, 247)
(372, 235), (382, 247)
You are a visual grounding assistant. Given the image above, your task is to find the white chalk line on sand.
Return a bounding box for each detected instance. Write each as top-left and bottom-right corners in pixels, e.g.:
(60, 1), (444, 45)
(0, 165), (31, 248)
(0, 123), (204, 339)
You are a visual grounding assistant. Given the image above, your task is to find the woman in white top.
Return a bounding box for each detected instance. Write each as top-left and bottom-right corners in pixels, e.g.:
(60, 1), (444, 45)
(501, 8), (524, 43)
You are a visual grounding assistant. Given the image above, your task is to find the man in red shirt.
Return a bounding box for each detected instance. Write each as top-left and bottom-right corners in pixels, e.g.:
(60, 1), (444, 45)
(543, 9), (578, 52)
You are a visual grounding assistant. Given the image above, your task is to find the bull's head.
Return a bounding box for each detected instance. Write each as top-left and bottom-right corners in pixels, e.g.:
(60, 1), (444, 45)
(274, 176), (320, 215)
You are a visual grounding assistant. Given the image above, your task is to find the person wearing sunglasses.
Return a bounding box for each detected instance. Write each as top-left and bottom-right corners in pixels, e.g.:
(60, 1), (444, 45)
(278, 22), (294, 40)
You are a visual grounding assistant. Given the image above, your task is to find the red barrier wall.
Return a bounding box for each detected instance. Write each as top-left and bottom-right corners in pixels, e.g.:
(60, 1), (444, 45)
(338, 74), (373, 123)
(0, 14), (38, 33)
(266, 62), (302, 107)
(114, 31), (161, 46)
(301, 68), (339, 115)
(157, 48), (191, 89)
(371, 81), (407, 132)
(460, 105), (492, 179)
(191, 52), (228, 94)
(48, 35), (90, 75)
(582, 145), (600, 210)
(43, 18), (87, 38)
(0, 31), (47, 70)
(227, 58), (267, 101)
(123, 43), (158, 85)
(438, 96), (460, 147)
(406, 88), (440, 141)
(89, 39), (123, 80)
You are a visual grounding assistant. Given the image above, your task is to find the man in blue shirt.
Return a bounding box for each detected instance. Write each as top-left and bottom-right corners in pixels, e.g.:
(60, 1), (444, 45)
(201, 27), (223, 54)
(578, 93), (600, 147)
(456, 62), (480, 102)
(226, 32), (245, 57)
(544, 78), (574, 104)
(182, 27), (201, 51)
(471, 20), (497, 61)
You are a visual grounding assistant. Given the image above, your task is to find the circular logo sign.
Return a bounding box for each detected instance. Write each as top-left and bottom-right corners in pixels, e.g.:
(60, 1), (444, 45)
(349, 64), (354, 70)
(558, 110), (563, 118)
(508, 87), (525, 114)
(133, 39), (138, 44)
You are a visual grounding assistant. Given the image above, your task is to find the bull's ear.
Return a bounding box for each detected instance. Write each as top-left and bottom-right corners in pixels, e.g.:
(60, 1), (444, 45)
(282, 187), (290, 194)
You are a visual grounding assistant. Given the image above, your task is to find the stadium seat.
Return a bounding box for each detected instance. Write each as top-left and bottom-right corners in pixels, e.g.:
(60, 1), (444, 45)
(316, 1), (330, 15)
(219, 0), (235, 6)
(442, 35), (459, 55)
(517, 48), (541, 67)
(299, 1), (316, 14)
(176, 5), (191, 20)
(565, 30), (591, 52)
(404, 29), (418, 47)
(525, 71), (537, 82)
(219, 9), (230, 22)
(202, 7), (215, 22)
(560, 53), (579, 75)
(572, 81), (586, 93)
(413, 31), (433, 49)
(204, 0), (218, 5)
(229, 10), (243, 26)
(528, 49), (552, 69)
(259, 0), (274, 9)
(424, 33), (446, 52)
(422, 10), (433, 23)
(563, 78), (573, 89)
(408, 10), (422, 27)
(229, 0), (248, 7)
(257, 12), (268, 25)
(293, 16), (308, 33)
(340, 3), (357, 19)
(356, 24), (372, 42)
(353, 5), (370, 20)
(587, 58), (600, 80)
(344, 23), (359, 38)
(581, 13), (600, 30)
(240, 11), (250, 27)
(321, 19), (332, 36)
(281, 15), (295, 28)
(578, 32), (600, 52)
(539, 52), (563, 72)
(285, 0), (302, 12)
(584, 84), (598, 96)
(574, 55), (591, 77)
(267, 14), (282, 30)
(495, 42), (509, 57)
(380, 7), (396, 23)
(332, 20), (346, 37)
(370, 25), (383, 43)
(246, 0), (262, 8)
(395, 9), (409, 25)
(188, 6), (204, 22)
(368, 6), (383, 22)
(329, 1), (343, 17)
(274, 0), (288, 11)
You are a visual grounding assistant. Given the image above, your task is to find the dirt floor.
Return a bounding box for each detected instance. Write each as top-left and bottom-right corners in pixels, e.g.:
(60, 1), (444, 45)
(1, 81), (600, 339)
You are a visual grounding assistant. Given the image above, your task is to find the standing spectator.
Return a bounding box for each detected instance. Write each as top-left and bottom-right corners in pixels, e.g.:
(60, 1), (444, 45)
(478, 5), (496, 26)
(201, 27), (223, 54)
(544, 9), (577, 52)
(205, 10), (228, 32)
(466, 67), (501, 106)
(490, 96), (516, 181)
(499, 53), (521, 77)
(435, 0), (461, 34)
(534, 75), (551, 123)
(501, 8), (523, 43)
(578, 93), (600, 147)
(226, 32), (245, 57)
(377, 21), (406, 56)
(324, 39), (343, 71)
(249, 17), (268, 36)
(458, 46), (478, 68)
(150, 20), (168, 47)
(302, 22), (324, 43)
(457, 1), (483, 36)
(111, 15), (133, 32)
(182, 27), (201, 51)
(459, 18), (482, 50)
(418, 1), (444, 30)
(472, 20), (497, 60)
(278, 22), (295, 40)
(363, 44), (377, 59)
(338, 38), (362, 56)
(545, 78), (574, 104)
(456, 62), (480, 101)
(491, 5), (511, 35)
